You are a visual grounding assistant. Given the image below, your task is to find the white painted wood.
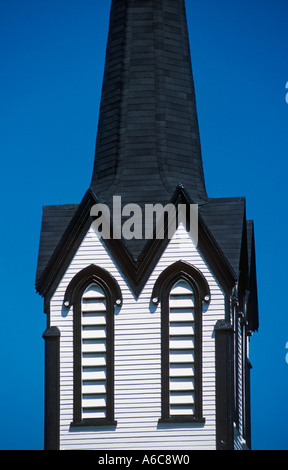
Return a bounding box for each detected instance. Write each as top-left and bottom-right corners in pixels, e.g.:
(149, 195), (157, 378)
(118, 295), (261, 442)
(82, 302), (106, 312)
(170, 337), (194, 349)
(82, 355), (106, 367)
(82, 396), (107, 408)
(82, 381), (106, 394)
(169, 365), (195, 377)
(170, 298), (194, 308)
(82, 340), (106, 353)
(82, 327), (106, 339)
(170, 407), (194, 416)
(170, 311), (194, 322)
(82, 314), (106, 325)
(50, 222), (227, 450)
(82, 368), (107, 381)
(170, 393), (194, 404)
(169, 352), (194, 363)
(82, 409), (106, 419)
(169, 324), (194, 335)
(170, 378), (194, 391)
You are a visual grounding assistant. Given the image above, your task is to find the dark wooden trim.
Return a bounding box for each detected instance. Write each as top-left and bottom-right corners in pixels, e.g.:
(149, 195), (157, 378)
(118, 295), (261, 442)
(64, 264), (122, 308)
(42, 326), (60, 450)
(70, 419), (117, 428)
(151, 260), (211, 305)
(158, 417), (205, 424)
(244, 358), (252, 449)
(65, 267), (121, 428)
(214, 320), (234, 450)
(153, 261), (208, 423)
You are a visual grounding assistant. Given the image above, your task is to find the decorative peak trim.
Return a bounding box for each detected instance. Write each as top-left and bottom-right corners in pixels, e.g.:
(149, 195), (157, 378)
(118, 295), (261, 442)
(64, 264), (122, 308)
(151, 260), (211, 306)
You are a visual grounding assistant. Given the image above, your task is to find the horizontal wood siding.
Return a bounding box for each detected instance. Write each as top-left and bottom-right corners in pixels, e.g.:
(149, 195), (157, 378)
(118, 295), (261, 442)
(50, 223), (225, 450)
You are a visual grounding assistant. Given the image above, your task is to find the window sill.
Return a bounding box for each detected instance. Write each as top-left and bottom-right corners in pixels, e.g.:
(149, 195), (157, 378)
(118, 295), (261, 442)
(158, 416), (205, 425)
(70, 419), (117, 428)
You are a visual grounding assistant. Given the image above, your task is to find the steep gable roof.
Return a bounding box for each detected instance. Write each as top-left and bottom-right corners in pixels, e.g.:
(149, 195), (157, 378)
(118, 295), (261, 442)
(36, 195), (246, 291)
(35, 187), (238, 302)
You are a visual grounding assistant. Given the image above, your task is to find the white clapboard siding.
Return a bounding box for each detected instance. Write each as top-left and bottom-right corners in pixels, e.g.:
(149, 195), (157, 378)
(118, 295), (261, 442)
(169, 280), (195, 416)
(50, 223), (227, 450)
(81, 283), (107, 419)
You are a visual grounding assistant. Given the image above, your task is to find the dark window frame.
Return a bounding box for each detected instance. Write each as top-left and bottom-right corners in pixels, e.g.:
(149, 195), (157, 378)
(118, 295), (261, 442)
(64, 264), (122, 428)
(152, 261), (210, 424)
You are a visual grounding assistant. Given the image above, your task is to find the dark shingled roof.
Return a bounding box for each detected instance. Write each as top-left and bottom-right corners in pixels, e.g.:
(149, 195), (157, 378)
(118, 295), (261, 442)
(35, 205), (78, 286)
(200, 197), (246, 276)
(91, 0), (207, 207)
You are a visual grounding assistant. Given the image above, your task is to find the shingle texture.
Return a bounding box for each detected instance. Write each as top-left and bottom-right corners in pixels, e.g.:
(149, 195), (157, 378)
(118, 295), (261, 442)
(200, 198), (246, 276)
(91, 0), (207, 207)
(36, 205), (78, 285)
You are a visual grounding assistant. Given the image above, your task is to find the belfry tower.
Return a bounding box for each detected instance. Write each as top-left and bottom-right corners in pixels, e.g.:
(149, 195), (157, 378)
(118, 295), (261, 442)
(36, 0), (258, 450)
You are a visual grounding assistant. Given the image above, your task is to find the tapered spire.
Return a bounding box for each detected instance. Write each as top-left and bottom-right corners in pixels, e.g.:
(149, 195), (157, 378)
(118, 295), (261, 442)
(91, 0), (207, 206)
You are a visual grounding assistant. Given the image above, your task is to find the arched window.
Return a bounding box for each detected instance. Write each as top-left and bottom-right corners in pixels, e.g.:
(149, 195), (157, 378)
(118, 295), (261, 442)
(152, 260), (210, 423)
(64, 265), (121, 427)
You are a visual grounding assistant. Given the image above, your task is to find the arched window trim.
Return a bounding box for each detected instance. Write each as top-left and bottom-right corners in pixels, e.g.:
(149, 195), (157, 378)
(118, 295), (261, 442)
(64, 265), (121, 427)
(152, 261), (210, 424)
(64, 264), (122, 308)
(151, 260), (210, 306)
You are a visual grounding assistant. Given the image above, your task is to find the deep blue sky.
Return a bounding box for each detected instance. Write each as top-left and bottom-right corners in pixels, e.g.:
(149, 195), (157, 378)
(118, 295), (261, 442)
(0, 0), (287, 450)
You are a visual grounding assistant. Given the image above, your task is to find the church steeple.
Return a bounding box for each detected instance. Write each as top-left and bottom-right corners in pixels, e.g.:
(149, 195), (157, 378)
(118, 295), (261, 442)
(36, 0), (259, 450)
(91, 0), (207, 207)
